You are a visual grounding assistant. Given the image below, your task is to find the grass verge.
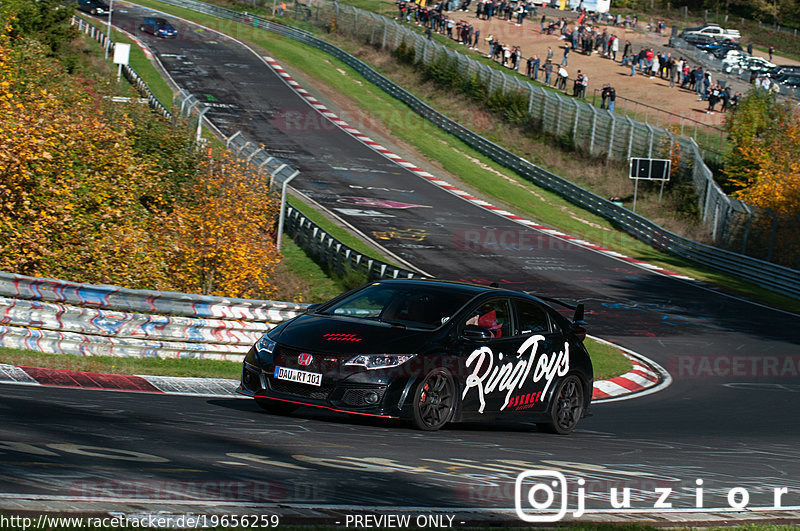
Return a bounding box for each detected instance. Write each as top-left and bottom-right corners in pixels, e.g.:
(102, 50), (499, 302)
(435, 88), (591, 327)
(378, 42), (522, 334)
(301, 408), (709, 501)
(0, 337), (630, 382)
(587, 339), (634, 381)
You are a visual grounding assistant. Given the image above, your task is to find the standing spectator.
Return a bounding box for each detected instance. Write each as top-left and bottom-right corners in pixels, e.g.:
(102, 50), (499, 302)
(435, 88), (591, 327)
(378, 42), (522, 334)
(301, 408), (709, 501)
(556, 65), (568, 90)
(610, 35), (619, 62)
(600, 83), (611, 108)
(747, 43), (753, 55)
(769, 45), (774, 61)
(606, 85), (616, 112)
(579, 71), (588, 98)
(707, 83), (721, 113)
(532, 54), (540, 81)
(668, 57), (677, 88)
(546, 46), (554, 62)
(694, 66), (704, 97)
(721, 85), (731, 113)
(573, 70), (584, 97)
(621, 40), (631, 65)
(544, 59), (554, 85)
(561, 45), (570, 66)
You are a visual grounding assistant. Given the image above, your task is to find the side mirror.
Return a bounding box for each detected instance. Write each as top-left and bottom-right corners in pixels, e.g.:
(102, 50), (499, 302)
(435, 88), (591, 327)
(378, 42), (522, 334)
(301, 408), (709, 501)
(463, 325), (493, 341)
(306, 303), (322, 313)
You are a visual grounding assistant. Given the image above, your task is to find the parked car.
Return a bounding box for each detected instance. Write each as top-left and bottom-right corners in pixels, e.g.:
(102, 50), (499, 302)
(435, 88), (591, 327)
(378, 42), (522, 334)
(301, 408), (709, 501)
(73, 0), (111, 16)
(697, 40), (742, 56)
(682, 24), (740, 42)
(725, 56), (775, 74)
(238, 279), (593, 433)
(774, 75), (800, 88)
(139, 17), (178, 38)
(769, 65), (800, 78)
(683, 33), (718, 46)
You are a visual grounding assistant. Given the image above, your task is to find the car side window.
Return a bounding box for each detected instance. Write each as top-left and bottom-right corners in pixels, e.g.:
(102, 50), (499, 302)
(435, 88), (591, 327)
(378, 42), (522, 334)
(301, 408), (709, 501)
(515, 299), (551, 335)
(465, 299), (512, 339)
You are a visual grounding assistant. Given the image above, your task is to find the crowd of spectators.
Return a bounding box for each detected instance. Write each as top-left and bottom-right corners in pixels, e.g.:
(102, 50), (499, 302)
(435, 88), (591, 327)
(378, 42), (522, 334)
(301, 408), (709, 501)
(394, 0), (743, 115)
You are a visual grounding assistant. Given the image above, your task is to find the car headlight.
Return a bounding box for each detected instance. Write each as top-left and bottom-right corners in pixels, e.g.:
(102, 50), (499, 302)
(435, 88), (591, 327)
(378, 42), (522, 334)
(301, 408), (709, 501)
(254, 334), (277, 361)
(345, 354), (416, 370)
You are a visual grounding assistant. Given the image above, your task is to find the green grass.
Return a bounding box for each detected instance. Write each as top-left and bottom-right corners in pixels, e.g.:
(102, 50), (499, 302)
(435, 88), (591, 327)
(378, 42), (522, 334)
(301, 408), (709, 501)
(586, 339), (633, 381)
(288, 194), (398, 264)
(276, 237), (351, 302)
(0, 337), (630, 382)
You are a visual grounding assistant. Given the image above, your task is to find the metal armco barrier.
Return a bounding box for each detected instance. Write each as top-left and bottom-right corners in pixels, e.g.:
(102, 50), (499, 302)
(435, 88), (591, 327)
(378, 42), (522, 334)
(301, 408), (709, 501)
(283, 206), (421, 280)
(76, 3), (799, 297)
(0, 272), (307, 361)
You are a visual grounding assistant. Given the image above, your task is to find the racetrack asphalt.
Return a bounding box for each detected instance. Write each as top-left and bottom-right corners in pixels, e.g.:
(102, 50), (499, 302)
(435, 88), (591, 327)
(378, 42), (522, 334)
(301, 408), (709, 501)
(1, 4), (799, 525)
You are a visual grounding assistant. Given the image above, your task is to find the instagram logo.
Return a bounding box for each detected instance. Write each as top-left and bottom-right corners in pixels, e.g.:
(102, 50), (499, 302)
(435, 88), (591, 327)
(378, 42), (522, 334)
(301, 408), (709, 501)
(514, 470), (568, 522)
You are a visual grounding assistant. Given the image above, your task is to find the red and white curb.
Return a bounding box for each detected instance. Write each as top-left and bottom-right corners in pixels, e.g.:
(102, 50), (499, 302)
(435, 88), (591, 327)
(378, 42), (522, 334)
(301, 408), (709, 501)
(1, 345), (668, 401)
(589, 336), (672, 402)
(0, 364), (240, 398)
(262, 56), (693, 281)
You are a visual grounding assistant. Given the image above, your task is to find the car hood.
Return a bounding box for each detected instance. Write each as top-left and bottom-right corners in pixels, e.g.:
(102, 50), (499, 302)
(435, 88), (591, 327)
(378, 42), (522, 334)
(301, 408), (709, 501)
(271, 314), (437, 354)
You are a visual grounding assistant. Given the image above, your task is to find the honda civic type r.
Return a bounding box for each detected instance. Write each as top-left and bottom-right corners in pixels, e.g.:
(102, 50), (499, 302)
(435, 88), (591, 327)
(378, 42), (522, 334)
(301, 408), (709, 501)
(238, 279), (593, 433)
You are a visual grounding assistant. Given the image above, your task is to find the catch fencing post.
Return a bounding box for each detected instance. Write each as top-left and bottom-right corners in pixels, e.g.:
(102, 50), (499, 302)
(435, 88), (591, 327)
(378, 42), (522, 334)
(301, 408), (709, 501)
(276, 170), (301, 250)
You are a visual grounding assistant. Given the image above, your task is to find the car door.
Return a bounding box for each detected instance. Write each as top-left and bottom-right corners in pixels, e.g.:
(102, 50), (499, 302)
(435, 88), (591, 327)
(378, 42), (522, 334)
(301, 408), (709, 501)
(506, 297), (569, 414)
(456, 297), (517, 416)
(457, 296), (566, 418)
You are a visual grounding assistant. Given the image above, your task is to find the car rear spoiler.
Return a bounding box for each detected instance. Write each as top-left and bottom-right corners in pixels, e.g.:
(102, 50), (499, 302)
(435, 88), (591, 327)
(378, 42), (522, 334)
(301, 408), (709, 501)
(529, 294), (586, 325)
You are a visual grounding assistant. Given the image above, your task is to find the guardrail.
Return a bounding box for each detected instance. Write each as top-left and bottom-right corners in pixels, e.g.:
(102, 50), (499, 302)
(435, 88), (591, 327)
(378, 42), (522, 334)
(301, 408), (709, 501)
(76, 5), (800, 295)
(0, 272), (306, 361)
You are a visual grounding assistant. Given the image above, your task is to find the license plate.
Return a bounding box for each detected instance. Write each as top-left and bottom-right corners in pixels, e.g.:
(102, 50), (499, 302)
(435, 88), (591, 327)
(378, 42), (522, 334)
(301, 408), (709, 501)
(273, 366), (322, 387)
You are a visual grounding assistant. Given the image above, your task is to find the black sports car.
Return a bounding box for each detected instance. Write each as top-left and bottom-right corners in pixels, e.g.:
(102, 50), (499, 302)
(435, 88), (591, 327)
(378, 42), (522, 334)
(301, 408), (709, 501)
(238, 279), (593, 433)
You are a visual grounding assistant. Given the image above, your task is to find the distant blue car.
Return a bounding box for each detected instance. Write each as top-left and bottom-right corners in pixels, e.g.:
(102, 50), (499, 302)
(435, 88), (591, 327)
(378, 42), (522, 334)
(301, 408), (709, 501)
(140, 17), (178, 38)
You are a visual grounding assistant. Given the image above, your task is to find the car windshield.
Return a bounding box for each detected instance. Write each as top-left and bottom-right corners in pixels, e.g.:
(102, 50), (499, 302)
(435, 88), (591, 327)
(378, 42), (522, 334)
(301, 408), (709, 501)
(155, 19), (170, 25)
(319, 283), (475, 330)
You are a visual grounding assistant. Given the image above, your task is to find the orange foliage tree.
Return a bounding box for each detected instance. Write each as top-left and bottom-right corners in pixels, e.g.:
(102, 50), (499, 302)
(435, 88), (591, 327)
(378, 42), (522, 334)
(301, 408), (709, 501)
(0, 30), (169, 287)
(161, 152), (283, 298)
(0, 24), (283, 299)
(725, 90), (800, 215)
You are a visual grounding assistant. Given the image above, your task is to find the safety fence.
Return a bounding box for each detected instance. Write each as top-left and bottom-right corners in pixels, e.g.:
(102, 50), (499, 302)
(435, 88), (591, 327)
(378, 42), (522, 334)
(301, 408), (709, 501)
(75, 1), (800, 295)
(0, 272), (307, 361)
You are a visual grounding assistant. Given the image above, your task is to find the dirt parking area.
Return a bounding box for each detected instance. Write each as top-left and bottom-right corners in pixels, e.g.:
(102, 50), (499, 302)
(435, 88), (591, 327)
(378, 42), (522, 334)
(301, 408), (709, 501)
(438, 6), (794, 128)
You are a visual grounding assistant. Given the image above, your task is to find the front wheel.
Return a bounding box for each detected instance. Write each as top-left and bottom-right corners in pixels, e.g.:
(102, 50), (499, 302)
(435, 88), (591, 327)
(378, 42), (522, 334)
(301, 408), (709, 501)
(255, 397), (299, 415)
(411, 368), (456, 431)
(537, 374), (585, 435)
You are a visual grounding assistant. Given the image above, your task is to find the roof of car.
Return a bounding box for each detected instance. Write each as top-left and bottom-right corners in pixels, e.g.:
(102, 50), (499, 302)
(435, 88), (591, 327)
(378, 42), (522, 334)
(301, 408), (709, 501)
(371, 278), (553, 304)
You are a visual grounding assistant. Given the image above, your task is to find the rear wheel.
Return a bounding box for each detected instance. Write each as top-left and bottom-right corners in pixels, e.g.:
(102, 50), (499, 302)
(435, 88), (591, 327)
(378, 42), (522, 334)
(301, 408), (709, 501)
(411, 368), (456, 431)
(255, 398), (299, 415)
(537, 374), (585, 435)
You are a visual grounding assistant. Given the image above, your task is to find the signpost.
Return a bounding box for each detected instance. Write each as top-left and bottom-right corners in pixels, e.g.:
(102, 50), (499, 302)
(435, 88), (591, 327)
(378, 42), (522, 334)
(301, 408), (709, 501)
(629, 157), (671, 213)
(112, 42), (130, 83)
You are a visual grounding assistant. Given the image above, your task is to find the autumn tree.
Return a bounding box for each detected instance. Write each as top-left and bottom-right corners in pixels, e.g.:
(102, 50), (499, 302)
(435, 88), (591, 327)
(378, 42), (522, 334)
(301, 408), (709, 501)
(723, 90), (800, 215)
(0, 21), (283, 298)
(160, 152), (283, 299)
